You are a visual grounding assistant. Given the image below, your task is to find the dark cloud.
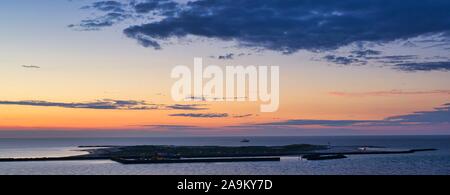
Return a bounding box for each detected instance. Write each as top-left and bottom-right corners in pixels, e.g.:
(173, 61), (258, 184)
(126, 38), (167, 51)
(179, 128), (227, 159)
(366, 55), (418, 63)
(76, 0), (450, 53)
(0, 99), (214, 111)
(218, 53), (234, 60)
(22, 65), (40, 69)
(210, 52), (253, 60)
(257, 103), (450, 127)
(70, 12), (130, 30)
(78, 19), (114, 29)
(165, 104), (208, 110)
(320, 51), (448, 72)
(72, 0), (178, 31)
(133, 0), (178, 14)
(350, 49), (382, 58)
(393, 61), (450, 72)
(73, 0), (450, 72)
(169, 113), (229, 118)
(89, 1), (126, 12)
(385, 104), (450, 124)
(232, 114), (253, 118)
(323, 55), (365, 65)
(0, 99), (158, 110)
(323, 50), (421, 67)
(120, 0), (450, 53)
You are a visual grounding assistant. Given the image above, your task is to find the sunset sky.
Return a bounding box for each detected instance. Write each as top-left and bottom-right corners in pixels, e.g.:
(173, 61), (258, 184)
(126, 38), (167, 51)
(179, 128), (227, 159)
(0, 0), (449, 137)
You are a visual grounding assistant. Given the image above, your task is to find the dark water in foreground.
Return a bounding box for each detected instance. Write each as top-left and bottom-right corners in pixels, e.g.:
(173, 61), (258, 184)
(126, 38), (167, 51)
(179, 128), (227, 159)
(0, 136), (449, 175)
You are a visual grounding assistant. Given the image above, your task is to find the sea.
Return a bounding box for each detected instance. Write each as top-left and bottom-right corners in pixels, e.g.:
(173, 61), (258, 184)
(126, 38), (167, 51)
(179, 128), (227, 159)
(0, 135), (449, 175)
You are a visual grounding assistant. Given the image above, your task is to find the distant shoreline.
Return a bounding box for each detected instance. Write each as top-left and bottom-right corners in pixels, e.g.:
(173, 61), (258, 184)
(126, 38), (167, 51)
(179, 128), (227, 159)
(0, 144), (437, 163)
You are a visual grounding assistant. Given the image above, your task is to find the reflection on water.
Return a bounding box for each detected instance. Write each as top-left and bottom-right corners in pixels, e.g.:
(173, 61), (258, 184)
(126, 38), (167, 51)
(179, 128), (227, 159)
(0, 153), (449, 175)
(0, 136), (449, 175)
(0, 147), (88, 158)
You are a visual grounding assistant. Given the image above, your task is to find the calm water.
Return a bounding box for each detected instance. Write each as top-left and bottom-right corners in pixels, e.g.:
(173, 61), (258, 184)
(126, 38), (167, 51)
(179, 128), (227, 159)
(0, 136), (449, 175)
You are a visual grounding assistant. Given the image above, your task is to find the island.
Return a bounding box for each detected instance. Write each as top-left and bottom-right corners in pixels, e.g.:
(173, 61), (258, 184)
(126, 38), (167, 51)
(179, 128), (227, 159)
(0, 144), (437, 163)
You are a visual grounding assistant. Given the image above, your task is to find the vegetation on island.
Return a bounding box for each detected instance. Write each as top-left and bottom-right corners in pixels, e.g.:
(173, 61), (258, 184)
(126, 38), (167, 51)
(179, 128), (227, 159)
(86, 144), (328, 158)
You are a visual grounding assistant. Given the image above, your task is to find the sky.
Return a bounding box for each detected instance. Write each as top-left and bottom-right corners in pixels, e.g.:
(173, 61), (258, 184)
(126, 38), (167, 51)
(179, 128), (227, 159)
(0, 0), (449, 137)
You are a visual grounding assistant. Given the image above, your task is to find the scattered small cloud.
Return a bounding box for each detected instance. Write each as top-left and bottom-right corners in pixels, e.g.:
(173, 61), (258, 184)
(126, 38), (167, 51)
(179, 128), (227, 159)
(209, 53), (250, 60)
(329, 90), (450, 97)
(350, 49), (382, 58)
(256, 103), (450, 127)
(0, 99), (213, 111)
(320, 48), (450, 72)
(232, 114), (253, 118)
(323, 50), (421, 68)
(169, 113), (229, 118)
(69, 12), (130, 30)
(0, 99), (159, 110)
(87, 1), (126, 12)
(393, 61), (450, 72)
(22, 65), (40, 69)
(166, 104), (208, 110)
(218, 53), (234, 60)
(184, 96), (207, 101)
(323, 55), (366, 65)
(185, 95), (247, 101)
(370, 55), (418, 64)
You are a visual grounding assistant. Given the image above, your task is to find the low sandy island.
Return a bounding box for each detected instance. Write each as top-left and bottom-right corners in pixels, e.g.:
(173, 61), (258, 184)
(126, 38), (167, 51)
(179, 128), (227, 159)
(0, 144), (437, 163)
